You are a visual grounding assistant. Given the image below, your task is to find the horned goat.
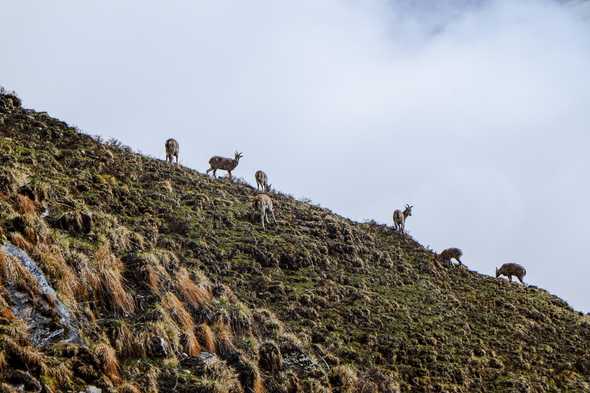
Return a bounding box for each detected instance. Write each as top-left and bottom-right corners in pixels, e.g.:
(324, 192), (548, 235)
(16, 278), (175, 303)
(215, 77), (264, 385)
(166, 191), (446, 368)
(393, 204), (413, 234)
(206, 151), (243, 179)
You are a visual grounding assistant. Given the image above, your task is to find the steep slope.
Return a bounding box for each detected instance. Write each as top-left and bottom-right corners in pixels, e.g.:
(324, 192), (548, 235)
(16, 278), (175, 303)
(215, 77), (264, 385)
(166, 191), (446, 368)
(0, 90), (589, 393)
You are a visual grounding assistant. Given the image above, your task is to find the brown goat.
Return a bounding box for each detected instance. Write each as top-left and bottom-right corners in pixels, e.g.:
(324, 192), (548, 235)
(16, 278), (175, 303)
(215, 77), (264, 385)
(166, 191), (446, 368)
(439, 247), (463, 265)
(253, 194), (276, 230)
(206, 151), (243, 179)
(255, 170), (270, 192)
(393, 204), (413, 234)
(496, 263), (527, 284)
(165, 138), (179, 165)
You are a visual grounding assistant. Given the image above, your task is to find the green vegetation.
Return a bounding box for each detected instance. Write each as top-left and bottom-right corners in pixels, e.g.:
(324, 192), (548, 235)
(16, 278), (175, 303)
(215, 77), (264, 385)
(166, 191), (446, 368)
(0, 91), (589, 392)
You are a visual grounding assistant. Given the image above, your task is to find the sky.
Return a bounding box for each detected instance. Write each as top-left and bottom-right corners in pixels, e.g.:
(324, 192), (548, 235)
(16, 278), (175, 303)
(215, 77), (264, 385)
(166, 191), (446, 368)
(2, 0), (590, 312)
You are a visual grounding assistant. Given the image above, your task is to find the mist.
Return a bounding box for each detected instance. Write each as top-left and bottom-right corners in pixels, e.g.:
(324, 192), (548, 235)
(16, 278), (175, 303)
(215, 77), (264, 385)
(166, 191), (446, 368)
(2, 0), (590, 311)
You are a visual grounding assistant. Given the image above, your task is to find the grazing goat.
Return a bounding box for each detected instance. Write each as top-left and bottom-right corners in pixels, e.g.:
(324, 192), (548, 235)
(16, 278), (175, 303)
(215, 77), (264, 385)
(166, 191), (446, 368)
(496, 263), (527, 284)
(255, 170), (270, 191)
(165, 138), (179, 165)
(439, 247), (463, 265)
(393, 204), (413, 234)
(253, 194), (276, 230)
(206, 151), (243, 179)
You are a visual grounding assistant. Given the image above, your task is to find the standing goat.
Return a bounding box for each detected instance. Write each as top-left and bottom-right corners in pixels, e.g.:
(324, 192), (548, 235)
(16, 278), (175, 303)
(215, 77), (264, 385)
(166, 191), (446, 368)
(206, 151), (243, 179)
(496, 263), (527, 284)
(255, 170), (271, 192)
(165, 138), (179, 165)
(393, 204), (413, 234)
(439, 247), (463, 265)
(253, 194), (276, 230)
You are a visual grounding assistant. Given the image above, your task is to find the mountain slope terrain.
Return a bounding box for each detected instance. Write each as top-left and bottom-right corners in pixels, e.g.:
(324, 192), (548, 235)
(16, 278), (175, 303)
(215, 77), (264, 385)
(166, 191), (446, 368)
(0, 90), (589, 393)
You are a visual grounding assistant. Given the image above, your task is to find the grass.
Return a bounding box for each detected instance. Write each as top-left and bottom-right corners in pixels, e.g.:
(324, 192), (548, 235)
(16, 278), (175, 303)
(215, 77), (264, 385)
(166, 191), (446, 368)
(176, 267), (212, 309)
(93, 243), (135, 316)
(0, 91), (589, 392)
(95, 341), (120, 383)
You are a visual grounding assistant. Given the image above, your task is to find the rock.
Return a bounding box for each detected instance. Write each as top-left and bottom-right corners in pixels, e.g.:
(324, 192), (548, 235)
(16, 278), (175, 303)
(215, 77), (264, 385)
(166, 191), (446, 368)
(149, 336), (170, 357)
(181, 351), (219, 371)
(84, 386), (102, 393)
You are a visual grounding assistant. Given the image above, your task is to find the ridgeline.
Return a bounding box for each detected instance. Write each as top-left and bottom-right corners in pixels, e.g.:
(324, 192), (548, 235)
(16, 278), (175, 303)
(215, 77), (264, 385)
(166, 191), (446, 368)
(0, 91), (589, 392)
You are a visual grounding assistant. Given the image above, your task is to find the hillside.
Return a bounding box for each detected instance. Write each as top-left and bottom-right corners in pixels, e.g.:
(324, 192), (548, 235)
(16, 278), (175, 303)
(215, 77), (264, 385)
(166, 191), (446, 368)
(0, 90), (589, 393)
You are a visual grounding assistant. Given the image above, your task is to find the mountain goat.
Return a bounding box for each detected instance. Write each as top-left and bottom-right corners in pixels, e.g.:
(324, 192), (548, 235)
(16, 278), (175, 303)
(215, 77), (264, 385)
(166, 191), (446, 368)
(165, 138), (179, 165)
(393, 204), (413, 234)
(253, 194), (276, 230)
(206, 151), (243, 179)
(255, 170), (270, 192)
(496, 263), (527, 284)
(439, 247), (463, 265)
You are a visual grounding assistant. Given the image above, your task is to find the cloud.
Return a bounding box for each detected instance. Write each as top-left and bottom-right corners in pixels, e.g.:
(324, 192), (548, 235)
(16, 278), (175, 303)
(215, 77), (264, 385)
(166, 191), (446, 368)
(2, 0), (590, 311)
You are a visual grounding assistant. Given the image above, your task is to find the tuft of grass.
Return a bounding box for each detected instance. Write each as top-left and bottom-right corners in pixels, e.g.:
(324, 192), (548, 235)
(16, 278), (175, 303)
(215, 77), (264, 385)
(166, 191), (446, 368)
(329, 365), (359, 393)
(176, 267), (212, 309)
(145, 261), (168, 294)
(15, 194), (37, 216)
(95, 341), (121, 383)
(145, 366), (160, 393)
(42, 361), (73, 386)
(197, 323), (216, 353)
(2, 336), (45, 370)
(162, 292), (194, 331)
(0, 250), (41, 300)
(8, 232), (33, 253)
(111, 321), (146, 359)
(93, 243), (135, 316)
(117, 383), (142, 393)
(161, 292), (200, 356)
(34, 244), (81, 303)
(211, 322), (235, 357)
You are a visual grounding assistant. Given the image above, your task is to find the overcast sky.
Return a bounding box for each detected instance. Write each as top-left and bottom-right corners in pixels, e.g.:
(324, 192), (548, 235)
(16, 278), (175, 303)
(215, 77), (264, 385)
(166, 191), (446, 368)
(2, 0), (590, 312)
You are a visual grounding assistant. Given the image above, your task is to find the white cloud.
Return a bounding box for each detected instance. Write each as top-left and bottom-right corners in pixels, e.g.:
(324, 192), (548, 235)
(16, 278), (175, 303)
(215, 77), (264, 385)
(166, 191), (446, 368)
(2, 0), (590, 311)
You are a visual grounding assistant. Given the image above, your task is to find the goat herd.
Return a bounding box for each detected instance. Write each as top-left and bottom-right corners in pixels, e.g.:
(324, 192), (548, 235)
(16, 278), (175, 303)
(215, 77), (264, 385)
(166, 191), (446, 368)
(164, 138), (528, 285)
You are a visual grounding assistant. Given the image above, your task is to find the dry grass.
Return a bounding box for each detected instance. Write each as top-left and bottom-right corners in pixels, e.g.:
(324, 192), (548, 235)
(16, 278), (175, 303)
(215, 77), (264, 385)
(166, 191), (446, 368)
(329, 365), (359, 393)
(212, 322), (235, 357)
(117, 383), (142, 393)
(161, 292), (200, 355)
(183, 329), (201, 356)
(112, 321), (146, 359)
(0, 250), (41, 299)
(145, 366), (160, 393)
(16, 194), (37, 215)
(0, 351), (6, 371)
(2, 336), (45, 370)
(95, 341), (121, 383)
(42, 361), (74, 386)
(0, 318), (29, 343)
(176, 267), (212, 308)
(8, 232), (33, 253)
(93, 243), (135, 315)
(139, 311), (182, 356)
(197, 323), (216, 353)
(145, 262), (168, 293)
(34, 244), (81, 303)
(162, 292), (194, 331)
